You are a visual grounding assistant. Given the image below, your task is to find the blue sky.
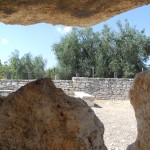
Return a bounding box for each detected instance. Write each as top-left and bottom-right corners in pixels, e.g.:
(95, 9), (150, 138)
(0, 4), (150, 69)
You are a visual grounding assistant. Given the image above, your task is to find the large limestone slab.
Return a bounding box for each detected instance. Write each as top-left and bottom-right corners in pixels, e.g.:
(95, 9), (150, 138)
(0, 0), (150, 26)
(0, 78), (107, 150)
(127, 71), (150, 150)
(74, 91), (95, 107)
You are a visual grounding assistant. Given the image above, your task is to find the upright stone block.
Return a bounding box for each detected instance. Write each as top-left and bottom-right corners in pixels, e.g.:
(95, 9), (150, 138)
(127, 71), (150, 150)
(0, 78), (107, 150)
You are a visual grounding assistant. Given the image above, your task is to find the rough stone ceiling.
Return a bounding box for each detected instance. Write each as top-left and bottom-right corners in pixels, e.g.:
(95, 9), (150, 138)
(0, 0), (150, 27)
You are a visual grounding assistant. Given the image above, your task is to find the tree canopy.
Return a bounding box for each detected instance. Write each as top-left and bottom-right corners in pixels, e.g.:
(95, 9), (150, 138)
(0, 50), (47, 79)
(1, 20), (150, 80)
(52, 20), (150, 79)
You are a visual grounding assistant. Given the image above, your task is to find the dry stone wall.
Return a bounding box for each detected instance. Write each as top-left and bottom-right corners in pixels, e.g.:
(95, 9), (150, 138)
(0, 79), (31, 90)
(0, 79), (32, 96)
(0, 78), (133, 100)
(72, 77), (133, 100)
(54, 80), (74, 91)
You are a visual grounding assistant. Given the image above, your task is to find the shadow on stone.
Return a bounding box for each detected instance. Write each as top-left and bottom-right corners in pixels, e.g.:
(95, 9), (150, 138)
(94, 103), (102, 108)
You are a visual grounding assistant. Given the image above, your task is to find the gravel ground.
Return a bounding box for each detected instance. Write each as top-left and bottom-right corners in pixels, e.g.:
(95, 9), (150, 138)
(92, 100), (137, 150)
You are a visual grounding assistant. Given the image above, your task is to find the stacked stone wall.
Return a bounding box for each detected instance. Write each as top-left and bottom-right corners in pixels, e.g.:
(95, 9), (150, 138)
(0, 79), (32, 96)
(53, 80), (73, 91)
(0, 78), (133, 100)
(72, 77), (133, 100)
(0, 79), (31, 90)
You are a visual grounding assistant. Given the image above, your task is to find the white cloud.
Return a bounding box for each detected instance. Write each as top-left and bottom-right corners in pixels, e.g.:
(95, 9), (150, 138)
(56, 26), (72, 34)
(57, 27), (63, 32)
(1, 38), (9, 45)
(64, 27), (72, 33)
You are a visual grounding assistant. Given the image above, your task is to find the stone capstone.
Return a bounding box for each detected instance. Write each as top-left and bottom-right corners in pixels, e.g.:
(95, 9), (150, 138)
(0, 0), (150, 26)
(0, 78), (107, 150)
(127, 71), (150, 150)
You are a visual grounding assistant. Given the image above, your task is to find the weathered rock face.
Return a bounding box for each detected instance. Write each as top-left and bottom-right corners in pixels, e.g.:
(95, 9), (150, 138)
(127, 71), (150, 150)
(0, 78), (107, 150)
(0, 96), (4, 106)
(0, 0), (150, 26)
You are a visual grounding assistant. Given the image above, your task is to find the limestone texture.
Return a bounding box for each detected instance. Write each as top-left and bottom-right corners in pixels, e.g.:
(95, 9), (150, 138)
(0, 78), (107, 150)
(127, 71), (150, 150)
(0, 0), (150, 26)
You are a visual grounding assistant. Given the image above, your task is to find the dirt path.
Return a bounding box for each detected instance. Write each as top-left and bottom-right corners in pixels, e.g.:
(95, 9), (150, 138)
(92, 100), (137, 150)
